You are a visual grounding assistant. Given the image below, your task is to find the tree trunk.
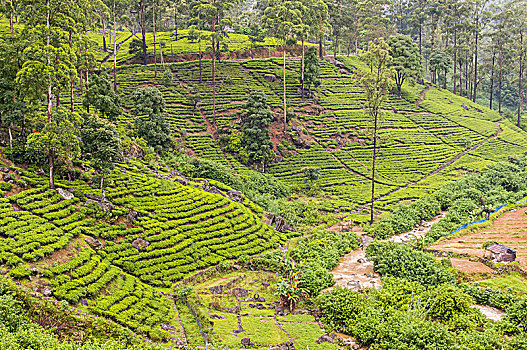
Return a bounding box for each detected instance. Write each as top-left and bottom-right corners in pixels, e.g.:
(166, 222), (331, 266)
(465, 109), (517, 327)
(174, 7), (178, 40)
(153, 0), (157, 77)
(301, 37), (305, 101)
(113, 2), (118, 92)
(100, 172), (105, 199)
(140, 0), (147, 65)
(102, 14), (107, 52)
(490, 52), (495, 110)
(47, 0), (52, 123)
(49, 153), (55, 189)
(212, 3), (217, 129)
(473, 26), (478, 103)
(283, 49), (287, 132)
(518, 32), (524, 127)
(453, 25), (457, 94)
(319, 36), (323, 59)
(499, 51), (503, 114)
(370, 111), (378, 225)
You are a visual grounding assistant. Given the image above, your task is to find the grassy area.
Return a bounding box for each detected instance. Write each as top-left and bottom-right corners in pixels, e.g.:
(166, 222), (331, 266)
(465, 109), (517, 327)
(479, 272), (527, 294)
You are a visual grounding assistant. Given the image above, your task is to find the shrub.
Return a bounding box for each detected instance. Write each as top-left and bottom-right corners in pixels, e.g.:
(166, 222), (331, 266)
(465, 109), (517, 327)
(9, 266), (31, 279)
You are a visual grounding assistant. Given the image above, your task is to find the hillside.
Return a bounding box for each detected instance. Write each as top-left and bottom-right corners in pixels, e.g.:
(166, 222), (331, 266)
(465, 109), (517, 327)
(105, 55), (527, 221)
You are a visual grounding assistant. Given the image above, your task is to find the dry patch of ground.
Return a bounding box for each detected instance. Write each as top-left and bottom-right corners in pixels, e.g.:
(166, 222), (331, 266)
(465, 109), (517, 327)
(450, 258), (495, 274)
(429, 207), (527, 268)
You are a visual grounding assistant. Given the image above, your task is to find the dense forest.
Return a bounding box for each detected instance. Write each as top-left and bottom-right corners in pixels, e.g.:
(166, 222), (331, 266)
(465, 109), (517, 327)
(1, 0), (527, 349)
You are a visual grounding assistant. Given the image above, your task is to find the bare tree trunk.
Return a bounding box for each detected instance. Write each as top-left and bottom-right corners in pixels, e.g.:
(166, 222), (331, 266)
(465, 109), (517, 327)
(473, 26), (478, 103)
(47, 0), (52, 123)
(518, 32), (524, 127)
(153, 0), (157, 77)
(211, 1), (217, 129)
(140, 0), (147, 65)
(113, 1), (118, 92)
(283, 49), (287, 132)
(102, 14), (107, 52)
(370, 111), (378, 225)
(499, 51), (503, 114)
(301, 37), (305, 101)
(174, 7), (178, 40)
(453, 25), (457, 94)
(49, 154), (55, 189)
(198, 22), (202, 83)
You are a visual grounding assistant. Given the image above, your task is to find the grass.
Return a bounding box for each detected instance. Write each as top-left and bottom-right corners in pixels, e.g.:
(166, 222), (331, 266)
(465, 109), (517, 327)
(478, 272), (527, 294)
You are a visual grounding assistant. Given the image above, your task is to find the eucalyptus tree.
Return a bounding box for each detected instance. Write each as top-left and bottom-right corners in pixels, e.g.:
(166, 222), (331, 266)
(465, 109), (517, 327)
(430, 48), (451, 89)
(358, 39), (393, 225)
(263, 0), (302, 131)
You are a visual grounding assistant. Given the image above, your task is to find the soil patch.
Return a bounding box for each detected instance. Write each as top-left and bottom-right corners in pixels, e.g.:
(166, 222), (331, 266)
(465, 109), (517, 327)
(450, 258), (494, 274)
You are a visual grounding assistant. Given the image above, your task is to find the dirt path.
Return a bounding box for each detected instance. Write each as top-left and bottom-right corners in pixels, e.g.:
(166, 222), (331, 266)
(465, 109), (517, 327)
(472, 305), (505, 322)
(331, 212), (445, 290)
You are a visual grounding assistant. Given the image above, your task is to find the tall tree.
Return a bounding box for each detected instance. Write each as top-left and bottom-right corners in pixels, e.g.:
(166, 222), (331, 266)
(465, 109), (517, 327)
(263, 0), (301, 132)
(82, 73), (121, 121)
(387, 34), (423, 99)
(241, 90), (274, 171)
(357, 39), (393, 225)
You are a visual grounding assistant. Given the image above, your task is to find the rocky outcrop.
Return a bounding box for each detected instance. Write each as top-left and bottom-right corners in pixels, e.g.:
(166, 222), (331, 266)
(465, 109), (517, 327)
(131, 237), (150, 250)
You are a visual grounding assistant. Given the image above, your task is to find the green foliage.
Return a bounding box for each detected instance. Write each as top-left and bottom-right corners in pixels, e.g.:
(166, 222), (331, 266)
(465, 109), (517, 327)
(303, 47), (320, 91)
(366, 241), (455, 286)
(82, 74), (121, 121)
(8, 266), (31, 279)
(130, 86), (172, 151)
(315, 287), (364, 332)
(241, 90), (274, 167)
(387, 34), (422, 98)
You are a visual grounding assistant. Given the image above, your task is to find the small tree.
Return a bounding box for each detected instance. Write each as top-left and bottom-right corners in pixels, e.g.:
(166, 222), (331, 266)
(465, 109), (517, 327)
(82, 74), (121, 121)
(303, 47), (321, 94)
(387, 34), (423, 99)
(302, 166), (320, 189)
(247, 23), (265, 59)
(130, 86), (172, 151)
(358, 39), (393, 225)
(241, 90), (274, 171)
(80, 114), (122, 198)
(430, 48), (451, 90)
(26, 108), (81, 189)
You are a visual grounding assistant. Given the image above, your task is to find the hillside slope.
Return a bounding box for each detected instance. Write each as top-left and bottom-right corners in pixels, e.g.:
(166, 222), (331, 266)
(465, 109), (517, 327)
(108, 55), (527, 220)
(0, 159), (285, 342)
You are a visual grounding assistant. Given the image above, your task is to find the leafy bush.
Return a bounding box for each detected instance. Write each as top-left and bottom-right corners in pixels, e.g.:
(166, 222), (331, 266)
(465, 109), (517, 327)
(315, 287), (365, 333)
(9, 266), (31, 279)
(366, 241), (455, 286)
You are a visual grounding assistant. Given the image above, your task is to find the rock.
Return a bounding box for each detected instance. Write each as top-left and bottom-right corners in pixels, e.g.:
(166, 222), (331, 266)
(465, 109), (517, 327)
(0, 167), (9, 173)
(14, 169), (22, 176)
(161, 323), (176, 331)
(338, 68), (349, 75)
(263, 74), (280, 83)
(232, 288), (248, 298)
(241, 338), (251, 347)
(42, 286), (53, 297)
(248, 303), (255, 308)
(57, 188), (74, 200)
(210, 314), (226, 319)
(84, 237), (104, 250)
(80, 299), (88, 306)
(128, 210), (139, 222)
(0, 270), (8, 275)
(274, 216), (296, 232)
(3, 173), (11, 181)
(227, 306), (240, 313)
(257, 296), (266, 302)
(30, 267), (39, 275)
(227, 190), (243, 203)
(316, 334), (335, 344)
(365, 273), (375, 278)
(233, 264), (242, 270)
(85, 193), (104, 201)
(462, 104), (469, 111)
(209, 285), (223, 295)
(174, 177), (189, 186)
(36, 169), (46, 176)
(347, 280), (361, 290)
(194, 178), (209, 190)
(131, 237), (150, 250)
(357, 258), (367, 263)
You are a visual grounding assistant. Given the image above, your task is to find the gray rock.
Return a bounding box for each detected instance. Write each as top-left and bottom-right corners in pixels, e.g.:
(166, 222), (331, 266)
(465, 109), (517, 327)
(0, 167), (9, 173)
(347, 280), (361, 290)
(131, 237), (150, 250)
(232, 288), (248, 298)
(241, 338), (251, 347)
(209, 285), (223, 295)
(58, 188), (74, 200)
(30, 267), (40, 275)
(3, 173), (11, 181)
(128, 210), (139, 222)
(42, 286), (53, 297)
(263, 74), (280, 83)
(316, 334), (335, 344)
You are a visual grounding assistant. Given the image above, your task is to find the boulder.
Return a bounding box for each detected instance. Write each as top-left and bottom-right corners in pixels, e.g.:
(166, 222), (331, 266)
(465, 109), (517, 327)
(263, 74), (280, 83)
(131, 237), (150, 250)
(3, 173), (11, 182)
(210, 314), (226, 319)
(128, 210), (139, 222)
(274, 216), (296, 232)
(57, 188), (74, 200)
(227, 190), (243, 203)
(0, 167), (9, 173)
(30, 267), (40, 275)
(0, 270), (8, 275)
(85, 237), (104, 250)
(210, 285), (224, 295)
(232, 288), (248, 298)
(241, 338), (252, 347)
(347, 280), (361, 291)
(316, 334), (335, 344)
(174, 177), (189, 186)
(42, 286), (53, 297)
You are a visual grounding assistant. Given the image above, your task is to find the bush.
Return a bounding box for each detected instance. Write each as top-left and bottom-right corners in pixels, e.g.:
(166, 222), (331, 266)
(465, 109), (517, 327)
(366, 241), (456, 286)
(9, 266), (31, 279)
(316, 287), (365, 333)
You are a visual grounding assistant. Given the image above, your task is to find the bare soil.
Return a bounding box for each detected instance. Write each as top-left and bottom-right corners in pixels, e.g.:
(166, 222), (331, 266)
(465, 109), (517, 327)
(450, 258), (494, 274)
(429, 207), (527, 268)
